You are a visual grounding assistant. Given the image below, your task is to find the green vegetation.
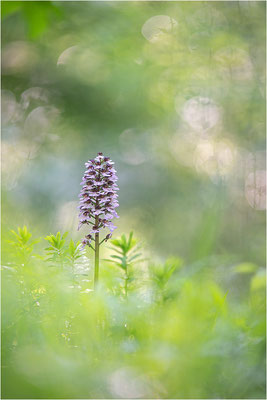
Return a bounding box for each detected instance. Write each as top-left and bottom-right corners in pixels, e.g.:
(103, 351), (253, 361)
(2, 227), (266, 398)
(1, 1), (266, 398)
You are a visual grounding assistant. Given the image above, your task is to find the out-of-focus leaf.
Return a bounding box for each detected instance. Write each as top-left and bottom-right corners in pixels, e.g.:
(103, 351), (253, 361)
(1, 1), (22, 18)
(251, 270), (266, 291)
(234, 263), (258, 274)
(191, 203), (222, 261)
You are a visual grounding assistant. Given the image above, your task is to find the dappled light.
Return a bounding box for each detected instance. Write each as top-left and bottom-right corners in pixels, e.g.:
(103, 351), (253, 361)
(57, 45), (79, 66)
(180, 96), (221, 134)
(214, 46), (254, 81)
(2, 41), (38, 74)
(194, 139), (236, 181)
(21, 87), (50, 110)
(141, 15), (178, 43)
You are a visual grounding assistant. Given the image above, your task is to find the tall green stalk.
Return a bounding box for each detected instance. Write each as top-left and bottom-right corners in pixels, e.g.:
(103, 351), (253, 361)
(124, 266), (128, 298)
(94, 216), (99, 288)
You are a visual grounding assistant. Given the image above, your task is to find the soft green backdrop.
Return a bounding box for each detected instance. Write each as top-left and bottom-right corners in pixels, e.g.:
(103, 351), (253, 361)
(1, 2), (266, 399)
(2, 1), (266, 263)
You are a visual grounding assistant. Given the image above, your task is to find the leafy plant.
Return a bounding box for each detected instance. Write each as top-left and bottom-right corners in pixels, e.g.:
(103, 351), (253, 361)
(44, 231), (69, 268)
(7, 226), (39, 264)
(44, 232), (83, 276)
(105, 231), (143, 296)
(67, 239), (83, 267)
(2, 226), (266, 399)
(149, 257), (183, 302)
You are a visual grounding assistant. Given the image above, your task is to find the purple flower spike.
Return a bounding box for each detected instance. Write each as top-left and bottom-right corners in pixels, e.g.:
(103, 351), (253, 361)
(78, 153), (119, 244)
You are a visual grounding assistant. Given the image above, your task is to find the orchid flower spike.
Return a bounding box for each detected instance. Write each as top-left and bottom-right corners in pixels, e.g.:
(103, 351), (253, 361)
(78, 153), (119, 287)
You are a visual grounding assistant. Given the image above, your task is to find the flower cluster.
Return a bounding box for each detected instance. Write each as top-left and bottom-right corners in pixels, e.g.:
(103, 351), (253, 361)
(78, 153), (119, 248)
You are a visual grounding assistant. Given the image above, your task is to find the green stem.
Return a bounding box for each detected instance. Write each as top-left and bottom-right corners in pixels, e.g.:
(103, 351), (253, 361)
(94, 217), (100, 289)
(125, 264), (128, 298)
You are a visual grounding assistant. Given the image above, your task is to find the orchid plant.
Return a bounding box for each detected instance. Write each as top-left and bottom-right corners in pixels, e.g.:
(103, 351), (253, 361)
(78, 153), (119, 287)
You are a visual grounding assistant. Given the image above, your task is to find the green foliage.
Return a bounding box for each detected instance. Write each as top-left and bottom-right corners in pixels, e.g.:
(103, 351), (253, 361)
(67, 238), (83, 265)
(251, 270), (266, 292)
(150, 257), (183, 289)
(1, 1), (22, 18)
(191, 203), (222, 262)
(7, 226), (39, 264)
(149, 257), (183, 302)
(105, 232), (144, 296)
(1, 1), (266, 398)
(1, 1), (62, 39)
(44, 232), (82, 269)
(107, 231), (142, 270)
(234, 262), (258, 274)
(44, 231), (68, 263)
(2, 227), (266, 399)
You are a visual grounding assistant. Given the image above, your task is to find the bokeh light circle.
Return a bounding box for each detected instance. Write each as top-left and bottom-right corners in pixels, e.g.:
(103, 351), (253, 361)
(141, 15), (178, 43)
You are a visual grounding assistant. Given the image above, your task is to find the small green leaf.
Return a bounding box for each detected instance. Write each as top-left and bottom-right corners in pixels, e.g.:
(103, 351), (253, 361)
(129, 253), (142, 262)
(108, 246), (124, 255)
(127, 231), (133, 251)
(110, 255), (123, 261)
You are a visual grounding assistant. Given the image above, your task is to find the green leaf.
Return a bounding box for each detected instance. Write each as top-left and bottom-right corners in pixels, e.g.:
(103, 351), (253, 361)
(1, 2), (22, 19)
(69, 239), (75, 253)
(20, 2), (62, 39)
(127, 231), (133, 251)
(110, 255), (123, 261)
(234, 263), (258, 274)
(110, 239), (122, 247)
(121, 234), (127, 245)
(191, 204), (221, 261)
(108, 246), (124, 255)
(251, 271), (266, 291)
(129, 253), (142, 262)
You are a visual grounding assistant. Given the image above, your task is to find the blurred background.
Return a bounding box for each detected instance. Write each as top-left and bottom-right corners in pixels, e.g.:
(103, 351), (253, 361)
(1, 2), (266, 399)
(2, 0), (266, 265)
